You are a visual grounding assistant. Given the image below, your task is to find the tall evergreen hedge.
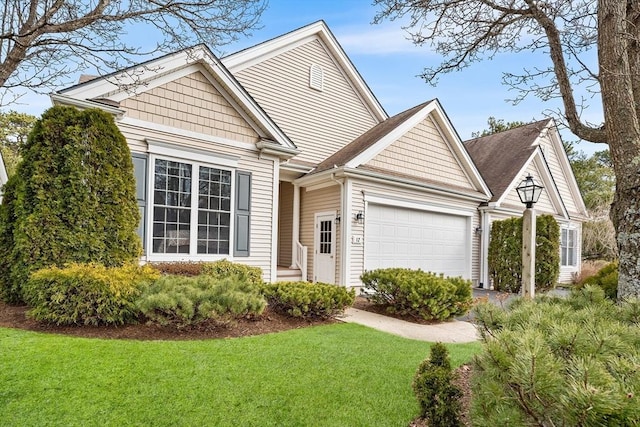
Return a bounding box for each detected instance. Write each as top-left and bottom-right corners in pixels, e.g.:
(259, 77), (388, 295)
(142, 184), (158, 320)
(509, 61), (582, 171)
(0, 106), (141, 303)
(488, 214), (560, 293)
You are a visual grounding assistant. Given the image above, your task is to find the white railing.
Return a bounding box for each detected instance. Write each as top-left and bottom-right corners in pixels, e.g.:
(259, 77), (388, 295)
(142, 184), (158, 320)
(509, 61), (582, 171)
(294, 241), (308, 281)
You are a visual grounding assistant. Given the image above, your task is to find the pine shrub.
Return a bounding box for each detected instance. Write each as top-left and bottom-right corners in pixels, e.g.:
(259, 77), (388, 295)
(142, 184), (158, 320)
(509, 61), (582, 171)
(262, 281), (355, 319)
(580, 261), (618, 300)
(23, 263), (159, 325)
(413, 343), (463, 426)
(136, 275), (266, 326)
(488, 214), (560, 293)
(471, 286), (640, 426)
(201, 259), (264, 289)
(360, 268), (473, 321)
(0, 106), (141, 303)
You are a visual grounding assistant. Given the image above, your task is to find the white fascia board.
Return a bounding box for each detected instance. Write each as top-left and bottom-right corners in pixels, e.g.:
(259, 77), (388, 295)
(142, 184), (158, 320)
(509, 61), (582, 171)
(58, 46), (296, 152)
(532, 150), (570, 219)
(50, 93), (125, 117)
(345, 101), (437, 168)
(429, 101), (492, 198)
(545, 120), (589, 216)
(61, 48), (198, 100)
(494, 149), (539, 207)
(223, 21), (387, 122)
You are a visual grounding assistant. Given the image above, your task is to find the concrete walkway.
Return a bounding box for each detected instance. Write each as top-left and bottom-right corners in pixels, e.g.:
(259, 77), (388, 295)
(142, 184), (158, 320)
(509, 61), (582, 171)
(338, 288), (571, 343)
(337, 308), (480, 343)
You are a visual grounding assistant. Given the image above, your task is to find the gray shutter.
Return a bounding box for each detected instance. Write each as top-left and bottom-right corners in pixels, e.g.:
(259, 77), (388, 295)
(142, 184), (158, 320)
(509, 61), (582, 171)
(132, 153), (148, 254)
(234, 171), (251, 257)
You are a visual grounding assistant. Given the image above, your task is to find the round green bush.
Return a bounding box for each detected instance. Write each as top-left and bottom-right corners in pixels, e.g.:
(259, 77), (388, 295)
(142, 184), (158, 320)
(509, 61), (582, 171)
(262, 281), (355, 319)
(360, 268), (473, 321)
(0, 106), (141, 303)
(137, 274), (266, 326)
(580, 261), (618, 300)
(23, 263), (159, 325)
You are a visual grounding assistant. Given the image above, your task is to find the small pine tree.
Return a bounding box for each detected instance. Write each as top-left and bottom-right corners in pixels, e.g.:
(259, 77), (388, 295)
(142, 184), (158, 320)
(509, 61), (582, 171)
(0, 106), (141, 303)
(412, 342), (463, 426)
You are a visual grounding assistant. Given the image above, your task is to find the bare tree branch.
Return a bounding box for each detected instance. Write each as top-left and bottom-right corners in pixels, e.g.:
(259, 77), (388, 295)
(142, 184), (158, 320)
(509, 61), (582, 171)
(0, 0), (266, 106)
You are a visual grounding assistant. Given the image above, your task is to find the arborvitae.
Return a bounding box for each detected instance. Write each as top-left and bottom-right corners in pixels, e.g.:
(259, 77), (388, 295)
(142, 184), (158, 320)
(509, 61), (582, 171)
(0, 106), (140, 303)
(487, 214), (560, 293)
(412, 342), (463, 426)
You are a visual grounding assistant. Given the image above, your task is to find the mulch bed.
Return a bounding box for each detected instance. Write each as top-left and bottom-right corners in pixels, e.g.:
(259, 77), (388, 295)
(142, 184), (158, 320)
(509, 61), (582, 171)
(0, 302), (334, 341)
(352, 296), (444, 324)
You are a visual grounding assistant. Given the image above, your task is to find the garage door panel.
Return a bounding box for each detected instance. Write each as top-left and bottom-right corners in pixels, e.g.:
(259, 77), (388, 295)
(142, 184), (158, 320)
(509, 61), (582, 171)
(365, 204), (468, 277)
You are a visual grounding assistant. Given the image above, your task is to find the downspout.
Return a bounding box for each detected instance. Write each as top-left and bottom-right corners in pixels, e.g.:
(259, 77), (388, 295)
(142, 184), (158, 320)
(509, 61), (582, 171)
(290, 183), (300, 269)
(330, 173), (345, 286)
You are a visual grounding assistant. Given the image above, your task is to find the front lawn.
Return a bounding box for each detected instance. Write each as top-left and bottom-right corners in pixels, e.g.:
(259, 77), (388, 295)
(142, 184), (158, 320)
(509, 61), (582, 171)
(0, 324), (480, 426)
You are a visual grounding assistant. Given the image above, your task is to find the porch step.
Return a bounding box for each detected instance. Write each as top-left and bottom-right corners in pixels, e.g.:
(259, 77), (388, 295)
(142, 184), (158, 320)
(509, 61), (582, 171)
(276, 267), (304, 282)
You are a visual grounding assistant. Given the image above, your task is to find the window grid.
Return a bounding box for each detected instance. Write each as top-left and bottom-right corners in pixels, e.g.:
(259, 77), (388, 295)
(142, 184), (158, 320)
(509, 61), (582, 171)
(320, 220), (332, 254)
(197, 166), (232, 254)
(561, 228), (577, 267)
(152, 159), (192, 254)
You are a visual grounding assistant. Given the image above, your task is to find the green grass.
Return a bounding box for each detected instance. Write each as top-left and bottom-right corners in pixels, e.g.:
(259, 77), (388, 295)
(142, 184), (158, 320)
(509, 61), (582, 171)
(0, 324), (480, 426)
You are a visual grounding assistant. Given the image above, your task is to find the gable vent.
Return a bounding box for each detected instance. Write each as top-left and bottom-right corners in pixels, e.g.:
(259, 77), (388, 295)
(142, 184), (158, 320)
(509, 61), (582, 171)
(309, 64), (324, 91)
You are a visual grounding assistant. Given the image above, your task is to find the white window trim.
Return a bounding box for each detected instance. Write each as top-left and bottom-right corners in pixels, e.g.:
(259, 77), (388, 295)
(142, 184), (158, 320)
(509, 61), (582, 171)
(146, 152), (236, 262)
(560, 226), (579, 268)
(147, 139), (239, 168)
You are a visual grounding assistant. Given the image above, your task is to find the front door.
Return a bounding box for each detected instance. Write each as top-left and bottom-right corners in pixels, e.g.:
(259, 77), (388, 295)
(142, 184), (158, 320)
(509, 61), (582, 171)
(314, 212), (336, 284)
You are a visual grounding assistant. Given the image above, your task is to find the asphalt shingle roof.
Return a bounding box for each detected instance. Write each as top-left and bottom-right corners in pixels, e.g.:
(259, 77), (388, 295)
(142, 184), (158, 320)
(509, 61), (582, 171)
(464, 119), (551, 202)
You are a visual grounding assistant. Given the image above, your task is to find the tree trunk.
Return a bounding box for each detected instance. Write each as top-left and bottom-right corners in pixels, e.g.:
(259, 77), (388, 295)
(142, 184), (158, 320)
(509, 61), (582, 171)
(599, 0), (640, 299)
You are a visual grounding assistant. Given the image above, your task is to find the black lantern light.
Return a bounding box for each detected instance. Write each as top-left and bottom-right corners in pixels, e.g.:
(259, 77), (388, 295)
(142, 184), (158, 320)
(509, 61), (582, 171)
(516, 174), (544, 208)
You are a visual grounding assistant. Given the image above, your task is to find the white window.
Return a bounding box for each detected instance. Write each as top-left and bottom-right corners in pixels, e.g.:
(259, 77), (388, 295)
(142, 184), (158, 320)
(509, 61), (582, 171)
(151, 157), (232, 256)
(561, 228), (577, 267)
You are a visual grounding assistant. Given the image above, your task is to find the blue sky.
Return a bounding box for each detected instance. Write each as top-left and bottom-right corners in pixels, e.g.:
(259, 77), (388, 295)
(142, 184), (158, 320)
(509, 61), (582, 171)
(11, 0), (604, 154)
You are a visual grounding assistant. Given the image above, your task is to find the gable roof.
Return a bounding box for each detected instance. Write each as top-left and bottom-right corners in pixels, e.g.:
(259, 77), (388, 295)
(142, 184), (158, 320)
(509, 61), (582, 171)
(464, 119), (550, 203)
(307, 99), (491, 198)
(52, 45), (297, 154)
(222, 20), (387, 122)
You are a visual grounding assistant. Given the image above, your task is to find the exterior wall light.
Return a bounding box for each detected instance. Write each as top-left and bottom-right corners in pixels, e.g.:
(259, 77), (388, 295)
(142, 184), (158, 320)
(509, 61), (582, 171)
(354, 211), (364, 224)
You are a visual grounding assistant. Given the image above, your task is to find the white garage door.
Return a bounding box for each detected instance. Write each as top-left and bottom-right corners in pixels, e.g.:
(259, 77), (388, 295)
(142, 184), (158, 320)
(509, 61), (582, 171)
(365, 204), (469, 277)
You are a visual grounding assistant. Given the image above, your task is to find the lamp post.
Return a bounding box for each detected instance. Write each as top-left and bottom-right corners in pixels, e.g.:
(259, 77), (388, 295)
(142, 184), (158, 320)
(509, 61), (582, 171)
(516, 174), (544, 298)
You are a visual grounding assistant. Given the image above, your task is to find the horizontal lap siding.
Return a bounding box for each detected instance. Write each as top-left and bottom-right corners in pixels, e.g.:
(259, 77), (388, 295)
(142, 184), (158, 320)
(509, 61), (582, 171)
(502, 163), (556, 215)
(233, 39), (379, 164)
(300, 185), (341, 283)
(278, 182), (294, 266)
(366, 116), (474, 189)
(540, 135), (581, 215)
(118, 72), (276, 280)
(349, 179), (480, 286)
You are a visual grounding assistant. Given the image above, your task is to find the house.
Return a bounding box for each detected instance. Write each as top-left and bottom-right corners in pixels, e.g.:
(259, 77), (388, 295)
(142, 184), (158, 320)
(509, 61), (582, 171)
(51, 21), (584, 287)
(465, 120), (589, 284)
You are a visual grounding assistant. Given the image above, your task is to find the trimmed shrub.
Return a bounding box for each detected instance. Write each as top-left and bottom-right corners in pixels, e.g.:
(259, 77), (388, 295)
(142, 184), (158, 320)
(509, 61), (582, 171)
(149, 262), (205, 277)
(0, 106), (141, 303)
(201, 259), (264, 288)
(413, 343), (463, 426)
(23, 264), (159, 326)
(471, 286), (640, 426)
(136, 275), (266, 327)
(360, 268), (473, 321)
(262, 281), (355, 319)
(580, 261), (618, 300)
(488, 214), (560, 293)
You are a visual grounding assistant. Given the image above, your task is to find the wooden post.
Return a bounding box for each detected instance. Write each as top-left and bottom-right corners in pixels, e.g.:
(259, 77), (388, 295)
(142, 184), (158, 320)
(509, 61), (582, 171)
(521, 207), (536, 298)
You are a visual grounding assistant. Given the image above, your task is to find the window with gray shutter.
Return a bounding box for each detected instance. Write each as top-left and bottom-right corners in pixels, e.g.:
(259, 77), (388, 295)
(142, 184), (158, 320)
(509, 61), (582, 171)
(132, 153), (148, 253)
(234, 171), (251, 257)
